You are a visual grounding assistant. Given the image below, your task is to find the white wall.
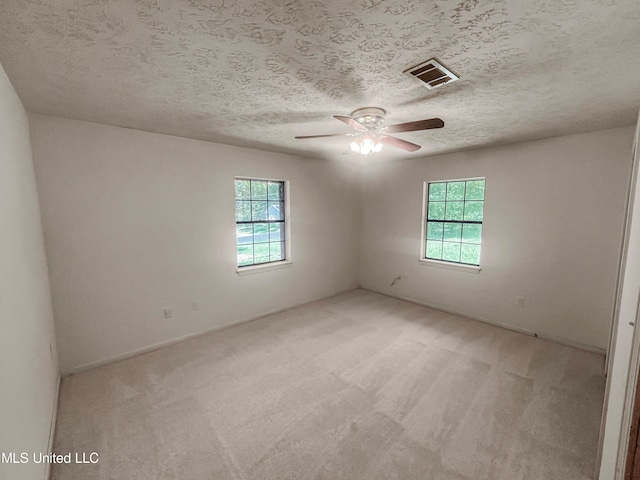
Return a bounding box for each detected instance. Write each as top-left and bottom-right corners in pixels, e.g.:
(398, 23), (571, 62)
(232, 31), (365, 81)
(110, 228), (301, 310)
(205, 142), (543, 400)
(598, 113), (640, 479)
(0, 66), (59, 479)
(359, 127), (634, 351)
(29, 114), (361, 374)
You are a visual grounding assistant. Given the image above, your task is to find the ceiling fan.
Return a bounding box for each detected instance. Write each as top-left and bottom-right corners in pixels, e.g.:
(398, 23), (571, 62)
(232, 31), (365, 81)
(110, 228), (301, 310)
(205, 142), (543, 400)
(295, 107), (444, 155)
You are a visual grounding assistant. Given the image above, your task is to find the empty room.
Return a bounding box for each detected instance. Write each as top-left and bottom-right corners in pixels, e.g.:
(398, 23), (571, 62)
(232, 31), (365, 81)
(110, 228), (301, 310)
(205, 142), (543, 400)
(2, 1), (640, 479)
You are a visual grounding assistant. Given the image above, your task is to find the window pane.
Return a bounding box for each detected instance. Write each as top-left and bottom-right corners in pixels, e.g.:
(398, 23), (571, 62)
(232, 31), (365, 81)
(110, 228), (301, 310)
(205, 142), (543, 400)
(253, 223), (269, 235)
(428, 202), (445, 220)
(462, 224), (482, 244)
(463, 201), (484, 221)
(253, 223), (269, 243)
(235, 201), (251, 222)
(268, 201), (284, 220)
(254, 243), (270, 263)
(426, 222), (443, 241)
(442, 242), (461, 262)
(446, 182), (465, 201)
(269, 242), (284, 261)
(426, 240), (443, 260)
(443, 222), (462, 241)
(429, 183), (446, 201)
(237, 245), (253, 266)
(460, 244), (481, 265)
(236, 224), (253, 244)
(445, 201), (464, 221)
(235, 179), (251, 200)
(252, 201), (268, 221)
(268, 181), (283, 200)
(269, 223), (283, 242)
(251, 180), (268, 200)
(465, 180), (485, 200)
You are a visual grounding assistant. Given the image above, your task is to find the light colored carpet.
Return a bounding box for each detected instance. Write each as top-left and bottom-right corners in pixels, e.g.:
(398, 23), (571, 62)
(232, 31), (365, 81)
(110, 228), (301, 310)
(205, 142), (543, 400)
(51, 289), (605, 480)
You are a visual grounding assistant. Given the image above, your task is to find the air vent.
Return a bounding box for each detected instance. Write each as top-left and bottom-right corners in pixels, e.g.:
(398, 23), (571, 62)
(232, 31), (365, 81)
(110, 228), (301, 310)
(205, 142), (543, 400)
(403, 58), (459, 90)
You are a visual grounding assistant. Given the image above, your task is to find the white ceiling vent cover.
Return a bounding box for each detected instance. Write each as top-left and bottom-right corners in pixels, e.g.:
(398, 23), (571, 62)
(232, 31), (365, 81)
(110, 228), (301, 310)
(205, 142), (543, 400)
(403, 58), (459, 90)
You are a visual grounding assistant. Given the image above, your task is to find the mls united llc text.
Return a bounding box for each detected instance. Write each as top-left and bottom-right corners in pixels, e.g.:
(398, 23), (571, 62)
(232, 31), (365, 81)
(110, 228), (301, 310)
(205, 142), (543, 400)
(1, 452), (99, 464)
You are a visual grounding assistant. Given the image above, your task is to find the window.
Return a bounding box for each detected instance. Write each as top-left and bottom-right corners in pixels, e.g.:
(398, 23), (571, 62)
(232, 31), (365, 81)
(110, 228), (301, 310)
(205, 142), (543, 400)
(235, 178), (288, 268)
(423, 178), (485, 267)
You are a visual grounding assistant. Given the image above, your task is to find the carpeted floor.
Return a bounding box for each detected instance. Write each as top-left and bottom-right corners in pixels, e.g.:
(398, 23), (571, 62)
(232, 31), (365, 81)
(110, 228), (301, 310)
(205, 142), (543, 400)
(52, 289), (605, 480)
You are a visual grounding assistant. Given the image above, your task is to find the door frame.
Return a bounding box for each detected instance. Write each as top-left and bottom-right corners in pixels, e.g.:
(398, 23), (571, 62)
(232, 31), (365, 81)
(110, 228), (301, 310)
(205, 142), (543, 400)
(598, 113), (640, 479)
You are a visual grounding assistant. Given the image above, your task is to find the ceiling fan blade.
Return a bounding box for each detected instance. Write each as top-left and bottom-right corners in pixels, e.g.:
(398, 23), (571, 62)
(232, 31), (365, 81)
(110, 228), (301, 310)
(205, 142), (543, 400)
(334, 115), (368, 132)
(384, 118), (444, 133)
(379, 135), (422, 152)
(295, 133), (351, 139)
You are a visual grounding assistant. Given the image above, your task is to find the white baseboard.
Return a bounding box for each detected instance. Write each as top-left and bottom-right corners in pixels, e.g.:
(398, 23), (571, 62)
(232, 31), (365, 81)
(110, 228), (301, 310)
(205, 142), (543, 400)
(363, 286), (607, 356)
(62, 285), (361, 376)
(45, 373), (61, 480)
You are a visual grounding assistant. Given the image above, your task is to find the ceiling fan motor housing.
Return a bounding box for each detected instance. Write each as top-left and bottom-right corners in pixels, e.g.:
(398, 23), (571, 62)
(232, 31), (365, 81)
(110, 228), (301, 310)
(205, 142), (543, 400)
(351, 107), (386, 130)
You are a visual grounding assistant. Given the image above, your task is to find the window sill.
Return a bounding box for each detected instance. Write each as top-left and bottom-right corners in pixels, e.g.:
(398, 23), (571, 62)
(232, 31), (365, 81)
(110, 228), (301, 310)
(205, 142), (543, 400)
(418, 258), (481, 274)
(236, 261), (293, 276)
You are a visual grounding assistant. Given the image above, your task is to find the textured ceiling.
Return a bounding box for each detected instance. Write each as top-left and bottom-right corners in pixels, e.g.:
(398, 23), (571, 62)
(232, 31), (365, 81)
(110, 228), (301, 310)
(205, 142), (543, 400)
(1, 0), (639, 160)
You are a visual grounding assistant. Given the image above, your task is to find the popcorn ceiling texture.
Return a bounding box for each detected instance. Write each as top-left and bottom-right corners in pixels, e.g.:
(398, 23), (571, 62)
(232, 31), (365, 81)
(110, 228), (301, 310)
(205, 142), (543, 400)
(1, 0), (639, 160)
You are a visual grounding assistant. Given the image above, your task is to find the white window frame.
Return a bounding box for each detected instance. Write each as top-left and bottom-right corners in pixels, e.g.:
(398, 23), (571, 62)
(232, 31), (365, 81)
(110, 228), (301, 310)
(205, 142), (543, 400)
(419, 177), (485, 274)
(235, 177), (292, 276)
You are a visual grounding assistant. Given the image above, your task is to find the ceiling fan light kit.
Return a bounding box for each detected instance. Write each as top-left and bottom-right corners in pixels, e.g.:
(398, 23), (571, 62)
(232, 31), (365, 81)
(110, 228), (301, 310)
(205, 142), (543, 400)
(295, 107), (444, 156)
(348, 107), (386, 155)
(349, 135), (384, 155)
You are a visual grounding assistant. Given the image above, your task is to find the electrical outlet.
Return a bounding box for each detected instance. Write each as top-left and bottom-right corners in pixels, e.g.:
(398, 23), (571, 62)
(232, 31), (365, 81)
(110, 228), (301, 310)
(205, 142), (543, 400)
(516, 297), (525, 307)
(192, 300), (199, 311)
(164, 308), (172, 318)
(401, 274), (409, 283)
